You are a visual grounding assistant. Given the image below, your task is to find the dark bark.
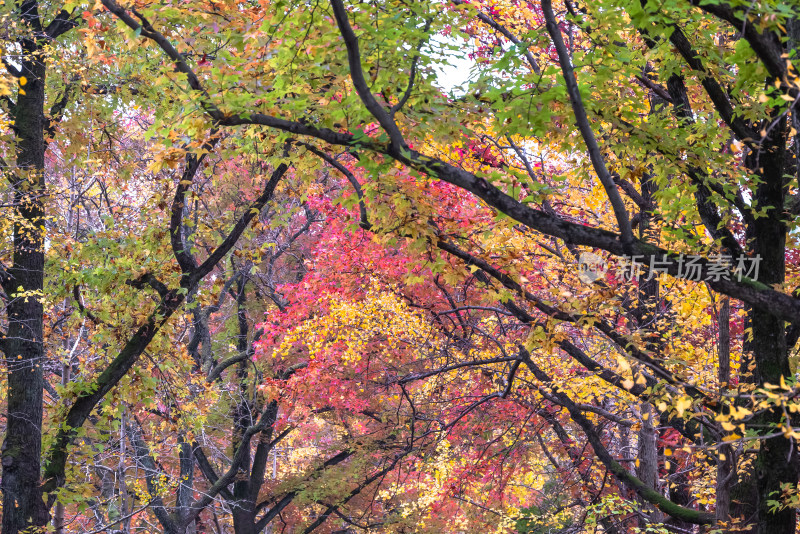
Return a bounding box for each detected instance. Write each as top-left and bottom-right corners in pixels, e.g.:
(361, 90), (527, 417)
(520, 349), (714, 525)
(1, 32), (50, 534)
(746, 119), (797, 533)
(125, 418), (181, 534)
(176, 438), (197, 534)
(231, 278), (258, 534)
(41, 157), (288, 499)
(0, 33), (287, 524)
(717, 297), (733, 525)
(87, 0), (800, 530)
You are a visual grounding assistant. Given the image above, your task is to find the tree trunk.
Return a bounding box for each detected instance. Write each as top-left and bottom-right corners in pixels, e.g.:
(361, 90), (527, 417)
(232, 278), (257, 534)
(716, 297), (733, 525)
(176, 438), (197, 534)
(1, 47), (49, 533)
(636, 402), (659, 508)
(747, 120), (797, 533)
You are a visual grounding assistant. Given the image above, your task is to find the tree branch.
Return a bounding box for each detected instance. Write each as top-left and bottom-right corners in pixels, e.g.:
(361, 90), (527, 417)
(520, 347), (714, 525)
(390, 17), (433, 115)
(40, 145), (286, 498)
(254, 450), (353, 532)
(126, 272), (169, 299)
(329, 0), (407, 150)
(192, 445), (235, 501)
(299, 143), (370, 229)
(666, 23), (759, 143)
(102, 0), (800, 322)
(541, 0), (633, 242)
(45, 8), (80, 38)
(451, 0), (541, 75)
(301, 453), (408, 533)
(686, 0), (786, 82)
(170, 134), (221, 275)
(124, 417), (180, 534)
(187, 151), (289, 287)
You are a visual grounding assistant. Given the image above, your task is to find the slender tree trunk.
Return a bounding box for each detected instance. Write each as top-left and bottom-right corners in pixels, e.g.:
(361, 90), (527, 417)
(636, 405), (658, 482)
(232, 278), (257, 534)
(633, 104), (662, 527)
(747, 120), (797, 533)
(636, 402), (660, 526)
(52, 362), (71, 534)
(716, 297), (733, 525)
(1, 46), (49, 533)
(176, 438), (198, 534)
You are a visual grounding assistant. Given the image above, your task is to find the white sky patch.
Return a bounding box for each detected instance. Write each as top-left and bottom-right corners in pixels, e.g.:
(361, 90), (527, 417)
(428, 35), (477, 97)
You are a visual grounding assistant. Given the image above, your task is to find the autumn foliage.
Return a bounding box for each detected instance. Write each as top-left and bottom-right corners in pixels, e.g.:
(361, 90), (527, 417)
(1, 0), (800, 533)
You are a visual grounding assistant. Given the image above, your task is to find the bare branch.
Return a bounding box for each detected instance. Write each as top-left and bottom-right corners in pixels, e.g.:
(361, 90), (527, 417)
(451, 0), (541, 75)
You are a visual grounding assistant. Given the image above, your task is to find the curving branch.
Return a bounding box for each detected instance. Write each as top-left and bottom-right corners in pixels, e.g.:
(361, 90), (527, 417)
(41, 145), (290, 498)
(45, 8), (80, 39)
(662, 24), (760, 143)
(436, 237), (713, 404)
(329, 0), (407, 150)
(170, 133), (221, 275)
(301, 452), (409, 533)
(520, 347), (715, 525)
(390, 17), (433, 115)
(188, 150), (289, 287)
(686, 0), (786, 83)
(102, 0), (800, 320)
(192, 446), (234, 501)
(253, 450), (354, 531)
(541, 0), (633, 242)
(125, 417), (180, 534)
(126, 272), (169, 299)
(299, 142), (370, 229)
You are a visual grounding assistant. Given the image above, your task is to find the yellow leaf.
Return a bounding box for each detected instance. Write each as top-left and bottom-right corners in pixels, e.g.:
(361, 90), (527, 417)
(730, 406), (753, 420)
(675, 396), (692, 417)
(621, 379), (634, 390)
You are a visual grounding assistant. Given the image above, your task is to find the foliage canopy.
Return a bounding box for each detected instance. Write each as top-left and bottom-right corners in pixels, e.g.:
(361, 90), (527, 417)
(1, 0), (800, 533)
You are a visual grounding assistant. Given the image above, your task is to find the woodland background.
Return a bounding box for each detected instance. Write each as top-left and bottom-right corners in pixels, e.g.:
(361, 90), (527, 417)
(1, 0), (800, 532)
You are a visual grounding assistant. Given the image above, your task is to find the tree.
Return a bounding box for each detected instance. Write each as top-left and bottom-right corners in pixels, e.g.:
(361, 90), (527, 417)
(4, 0), (800, 531)
(0, 6), (294, 530)
(94, 0), (800, 531)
